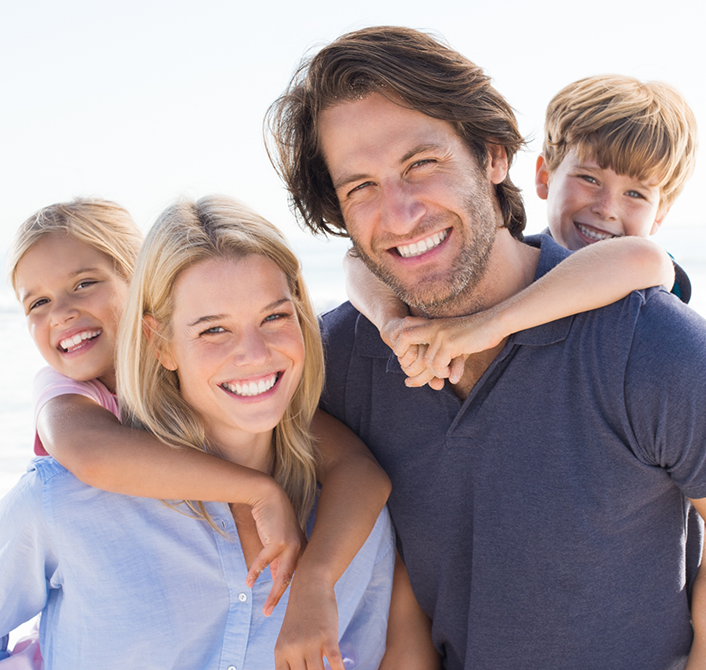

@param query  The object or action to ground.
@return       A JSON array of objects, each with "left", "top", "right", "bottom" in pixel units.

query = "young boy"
[{"left": 345, "top": 73, "right": 698, "bottom": 387}]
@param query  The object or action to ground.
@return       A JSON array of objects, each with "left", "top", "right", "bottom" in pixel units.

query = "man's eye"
[
  {"left": 411, "top": 159, "right": 435, "bottom": 169},
  {"left": 347, "top": 181, "right": 372, "bottom": 197}
]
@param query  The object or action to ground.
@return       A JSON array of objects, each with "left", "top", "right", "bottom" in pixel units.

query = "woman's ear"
[{"left": 143, "top": 314, "right": 177, "bottom": 371}]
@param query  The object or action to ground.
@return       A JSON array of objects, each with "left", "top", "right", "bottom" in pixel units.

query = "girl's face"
[
  {"left": 160, "top": 255, "right": 305, "bottom": 460},
  {"left": 14, "top": 233, "right": 129, "bottom": 393}
]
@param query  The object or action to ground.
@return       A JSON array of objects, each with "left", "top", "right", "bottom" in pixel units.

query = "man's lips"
[
  {"left": 58, "top": 329, "right": 102, "bottom": 353},
  {"left": 220, "top": 372, "right": 280, "bottom": 397},
  {"left": 574, "top": 221, "right": 619, "bottom": 243},
  {"left": 395, "top": 229, "right": 449, "bottom": 258}
]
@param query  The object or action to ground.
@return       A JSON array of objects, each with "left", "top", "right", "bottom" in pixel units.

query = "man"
[{"left": 267, "top": 26, "right": 706, "bottom": 669}]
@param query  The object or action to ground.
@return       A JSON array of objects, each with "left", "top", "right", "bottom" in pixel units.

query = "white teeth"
[
  {"left": 222, "top": 374, "right": 278, "bottom": 397},
  {"left": 576, "top": 223, "right": 616, "bottom": 242},
  {"left": 59, "top": 330, "right": 101, "bottom": 352},
  {"left": 397, "top": 230, "right": 448, "bottom": 258}
]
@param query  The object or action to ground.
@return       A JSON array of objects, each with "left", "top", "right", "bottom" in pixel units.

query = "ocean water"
[{"left": 1, "top": 227, "right": 705, "bottom": 499}]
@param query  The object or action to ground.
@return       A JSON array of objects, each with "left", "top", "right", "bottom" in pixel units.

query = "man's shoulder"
[{"left": 320, "top": 301, "right": 390, "bottom": 360}]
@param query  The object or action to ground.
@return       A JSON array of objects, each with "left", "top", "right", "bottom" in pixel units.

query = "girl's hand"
[
  {"left": 246, "top": 481, "right": 307, "bottom": 616},
  {"left": 274, "top": 576, "right": 344, "bottom": 670}
]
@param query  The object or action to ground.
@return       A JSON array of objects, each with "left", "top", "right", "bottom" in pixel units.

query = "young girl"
[
  {"left": 343, "top": 236, "right": 676, "bottom": 389},
  {"left": 0, "top": 195, "right": 421, "bottom": 668},
  {"left": 4, "top": 198, "right": 392, "bottom": 669}
]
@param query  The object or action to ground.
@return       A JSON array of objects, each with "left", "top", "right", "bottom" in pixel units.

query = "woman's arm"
[
  {"left": 38, "top": 394, "right": 304, "bottom": 609},
  {"left": 379, "top": 551, "right": 440, "bottom": 670},
  {"left": 274, "top": 409, "right": 392, "bottom": 670},
  {"left": 393, "top": 237, "right": 676, "bottom": 387}
]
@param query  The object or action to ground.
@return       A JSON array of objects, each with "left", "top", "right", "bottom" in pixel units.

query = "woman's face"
[{"left": 161, "top": 254, "right": 305, "bottom": 453}]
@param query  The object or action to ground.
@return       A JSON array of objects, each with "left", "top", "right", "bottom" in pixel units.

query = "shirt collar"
[{"left": 354, "top": 233, "right": 574, "bottom": 362}]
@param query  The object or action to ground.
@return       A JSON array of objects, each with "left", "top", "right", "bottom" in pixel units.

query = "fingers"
[
  {"left": 274, "top": 639, "right": 343, "bottom": 670},
  {"left": 448, "top": 356, "right": 467, "bottom": 385},
  {"left": 248, "top": 545, "right": 297, "bottom": 615}
]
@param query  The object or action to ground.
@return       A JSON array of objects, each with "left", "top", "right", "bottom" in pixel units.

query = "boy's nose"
[{"left": 591, "top": 190, "right": 620, "bottom": 220}]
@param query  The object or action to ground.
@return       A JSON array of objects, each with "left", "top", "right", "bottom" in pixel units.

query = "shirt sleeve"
[
  {"left": 334, "top": 508, "right": 395, "bottom": 669},
  {"left": 32, "top": 367, "right": 120, "bottom": 456},
  {"left": 624, "top": 290, "right": 706, "bottom": 499},
  {"left": 0, "top": 465, "right": 57, "bottom": 638}
]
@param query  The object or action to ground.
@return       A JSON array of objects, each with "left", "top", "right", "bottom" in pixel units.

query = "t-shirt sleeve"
[
  {"left": 0, "top": 465, "right": 57, "bottom": 638},
  {"left": 624, "top": 290, "right": 706, "bottom": 498},
  {"left": 32, "top": 367, "right": 120, "bottom": 456}
]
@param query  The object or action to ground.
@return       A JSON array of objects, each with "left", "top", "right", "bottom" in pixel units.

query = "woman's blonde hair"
[
  {"left": 7, "top": 198, "right": 142, "bottom": 290},
  {"left": 117, "top": 195, "right": 323, "bottom": 528}
]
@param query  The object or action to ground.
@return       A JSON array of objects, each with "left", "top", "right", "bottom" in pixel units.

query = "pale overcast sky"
[{"left": 1, "top": 0, "right": 704, "bottom": 250}]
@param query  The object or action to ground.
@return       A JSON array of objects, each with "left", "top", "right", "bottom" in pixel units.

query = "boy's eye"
[
  {"left": 579, "top": 174, "right": 598, "bottom": 185},
  {"left": 626, "top": 190, "right": 646, "bottom": 200},
  {"left": 28, "top": 298, "right": 49, "bottom": 312}
]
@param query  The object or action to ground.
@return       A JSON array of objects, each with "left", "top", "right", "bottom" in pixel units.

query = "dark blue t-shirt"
[{"left": 320, "top": 234, "right": 706, "bottom": 670}]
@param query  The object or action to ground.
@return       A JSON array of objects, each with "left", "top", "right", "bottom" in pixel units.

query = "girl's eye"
[{"left": 76, "top": 280, "right": 97, "bottom": 290}]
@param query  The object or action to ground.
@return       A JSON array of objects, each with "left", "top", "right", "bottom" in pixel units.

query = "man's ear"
[
  {"left": 535, "top": 155, "right": 550, "bottom": 200},
  {"left": 486, "top": 145, "right": 509, "bottom": 184},
  {"left": 143, "top": 314, "right": 177, "bottom": 371},
  {"left": 650, "top": 204, "right": 671, "bottom": 236}
]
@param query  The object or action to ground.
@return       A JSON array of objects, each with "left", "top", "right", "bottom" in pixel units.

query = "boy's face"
[{"left": 535, "top": 148, "right": 668, "bottom": 251}]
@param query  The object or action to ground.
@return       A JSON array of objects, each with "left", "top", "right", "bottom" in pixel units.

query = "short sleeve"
[{"left": 32, "top": 367, "right": 120, "bottom": 456}]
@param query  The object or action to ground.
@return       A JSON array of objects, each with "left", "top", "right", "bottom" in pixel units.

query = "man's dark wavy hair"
[{"left": 266, "top": 25, "right": 527, "bottom": 239}]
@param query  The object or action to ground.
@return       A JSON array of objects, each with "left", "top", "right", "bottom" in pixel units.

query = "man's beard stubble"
[{"left": 351, "top": 189, "right": 499, "bottom": 318}]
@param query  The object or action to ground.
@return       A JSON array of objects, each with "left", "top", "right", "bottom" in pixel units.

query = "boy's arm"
[
  {"left": 38, "top": 394, "right": 304, "bottom": 608},
  {"left": 379, "top": 551, "right": 441, "bottom": 670},
  {"left": 395, "top": 237, "right": 675, "bottom": 387},
  {"left": 275, "top": 409, "right": 392, "bottom": 670},
  {"left": 686, "top": 498, "right": 706, "bottom": 669}
]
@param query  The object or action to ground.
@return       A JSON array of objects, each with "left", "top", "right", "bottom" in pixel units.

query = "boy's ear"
[
  {"left": 650, "top": 204, "right": 671, "bottom": 236},
  {"left": 535, "top": 155, "right": 550, "bottom": 200},
  {"left": 143, "top": 314, "right": 177, "bottom": 371},
  {"left": 486, "top": 145, "right": 509, "bottom": 185}
]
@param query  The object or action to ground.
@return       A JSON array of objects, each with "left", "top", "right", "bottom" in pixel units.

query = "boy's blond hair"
[
  {"left": 543, "top": 74, "right": 698, "bottom": 208},
  {"left": 8, "top": 198, "right": 143, "bottom": 291}
]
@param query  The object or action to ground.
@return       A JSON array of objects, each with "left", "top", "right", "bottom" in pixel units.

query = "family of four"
[{"left": 0, "top": 25, "right": 703, "bottom": 670}]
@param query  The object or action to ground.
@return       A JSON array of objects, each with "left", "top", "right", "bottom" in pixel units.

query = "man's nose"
[{"left": 378, "top": 180, "right": 426, "bottom": 235}]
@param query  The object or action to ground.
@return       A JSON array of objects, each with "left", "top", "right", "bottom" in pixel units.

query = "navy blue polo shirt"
[{"left": 320, "top": 234, "right": 706, "bottom": 670}]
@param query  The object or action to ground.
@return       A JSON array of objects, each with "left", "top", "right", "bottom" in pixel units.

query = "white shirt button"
[
  {"left": 238, "top": 592, "right": 247, "bottom": 602},
  {"left": 227, "top": 666, "right": 237, "bottom": 670}
]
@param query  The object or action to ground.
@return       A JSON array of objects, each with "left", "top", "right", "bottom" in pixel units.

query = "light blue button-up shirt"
[{"left": 0, "top": 457, "right": 395, "bottom": 669}]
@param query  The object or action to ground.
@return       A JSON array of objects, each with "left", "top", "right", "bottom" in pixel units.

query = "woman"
[{"left": 0, "top": 196, "right": 402, "bottom": 668}]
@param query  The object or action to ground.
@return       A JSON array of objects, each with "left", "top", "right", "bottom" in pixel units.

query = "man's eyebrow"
[
  {"left": 332, "top": 144, "right": 441, "bottom": 191},
  {"left": 186, "top": 298, "right": 293, "bottom": 328}
]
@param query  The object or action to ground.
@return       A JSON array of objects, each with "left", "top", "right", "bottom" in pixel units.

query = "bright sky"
[{"left": 1, "top": 0, "right": 704, "bottom": 255}]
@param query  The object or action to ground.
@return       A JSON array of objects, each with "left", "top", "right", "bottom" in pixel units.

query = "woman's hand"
[
  {"left": 274, "top": 575, "right": 344, "bottom": 670},
  {"left": 246, "top": 479, "right": 307, "bottom": 616}
]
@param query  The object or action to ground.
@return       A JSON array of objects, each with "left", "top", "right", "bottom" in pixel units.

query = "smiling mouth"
[
  {"left": 575, "top": 222, "right": 619, "bottom": 242},
  {"left": 396, "top": 229, "right": 448, "bottom": 258},
  {"left": 221, "top": 373, "right": 279, "bottom": 397},
  {"left": 59, "top": 330, "right": 101, "bottom": 353}
]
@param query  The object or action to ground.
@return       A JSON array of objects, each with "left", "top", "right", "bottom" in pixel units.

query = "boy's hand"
[
  {"left": 246, "top": 481, "right": 307, "bottom": 615},
  {"left": 274, "top": 576, "right": 344, "bottom": 670}
]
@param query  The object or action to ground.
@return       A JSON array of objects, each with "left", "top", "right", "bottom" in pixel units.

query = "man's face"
[
  {"left": 318, "top": 93, "right": 507, "bottom": 315},
  {"left": 536, "top": 148, "right": 668, "bottom": 251}
]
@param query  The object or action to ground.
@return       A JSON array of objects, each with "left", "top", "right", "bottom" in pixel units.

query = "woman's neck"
[{"left": 205, "top": 427, "right": 275, "bottom": 475}]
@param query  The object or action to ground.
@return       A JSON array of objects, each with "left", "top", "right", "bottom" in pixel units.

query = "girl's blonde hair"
[
  {"left": 117, "top": 195, "right": 323, "bottom": 527},
  {"left": 8, "top": 198, "right": 143, "bottom": 290}
]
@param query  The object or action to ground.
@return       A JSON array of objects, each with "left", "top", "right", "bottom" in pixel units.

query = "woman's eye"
[
  {"left": 263, "top": 311, "right": 291, "bottom": 324},
  {"left": 201, "top": 326, "right": 226, "bottom": 336}
]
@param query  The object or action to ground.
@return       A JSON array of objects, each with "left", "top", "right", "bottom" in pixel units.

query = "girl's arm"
[
  {"left": 38, "top": 394, "right": 304, "bottom": 610},
  {"left": 379, "top": 551, "right": 440, "bottom": 670},
  {"left": 274, "top": 409, "right": 392, "bottom": 670},
  {"left": 379, "top": 237, "right": 675, "bottom": 388}
]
